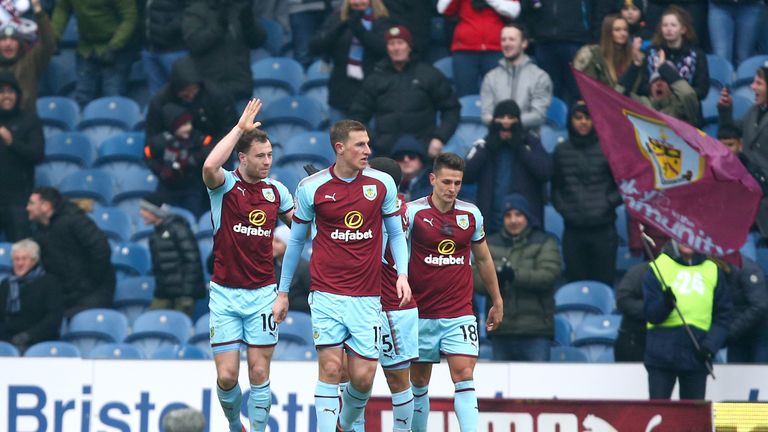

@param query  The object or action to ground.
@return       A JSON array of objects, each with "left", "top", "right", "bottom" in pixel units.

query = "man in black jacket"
[
  {"left": 140, "top": 193, "right": 205, "bottom": 318},
  {"left": 26, "top": 187, "right": 116, "bottom": 319},
  {"left": 725, "top": 257, "right": 768, "bottom": 363},
  {"left": 350, "top": 25, "right": 460, "bottom": 157},
  {"left": 0, "top": 238, "right": 62, "bottom": 352},
  {"left": 0, "top": 72, "right": 44, "bottom": 242}
]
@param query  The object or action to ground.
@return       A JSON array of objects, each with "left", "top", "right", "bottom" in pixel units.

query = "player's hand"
[
  {"left": 237, "top": 98, "right": 263, "bottom": 132},
  {"left": 718, "top": 87, "right": 732, "bottom": 107},
  {"left": 485, "top": 303, "right": 503, "bottom": 332},
  {"left": 272, "top": 292, "right": 289, "bottom": 324},
  {"left": 396, "top": 274, "right": 412, "bottom": 308}
]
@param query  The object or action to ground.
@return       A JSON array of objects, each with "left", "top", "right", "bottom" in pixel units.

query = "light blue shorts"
[
  {"left": 417, "top": 315, "right": 479, "bottom": 363},
  {"left": 380, "top": 308, "right": 419, "bottom": 369},
  {"left": 209, "top": 281, "right": 278, "bottom": 354},
  {"left": 309, "top": 291, "right": 381, "bottom": 360}
]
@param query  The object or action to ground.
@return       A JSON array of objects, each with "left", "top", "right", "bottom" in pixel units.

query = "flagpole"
[{"left": 638, "top": 224, "right": 716, "bottom": 379}]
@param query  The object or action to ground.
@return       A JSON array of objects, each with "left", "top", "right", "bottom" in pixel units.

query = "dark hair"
[
  {"left": 433, "top": 152, "right": 465, "bottom": 173},
  {"left": 502, "top": 22, "right": 528, "bottom": 40},
  {"left": 235, "top": 129, "right": 269, "bottom": 154},
  {"left": 651, "top": 5, "right": 697, "bottom": 46},
  {"left": 330, "top": 119, "right": 367, "bottom": 151},
  {"left": 369, "top": 157, "right": 402, "bottom": 185},
  {"left": 31, "top": 187, "right": 63, "bottom": 208},
  {"left": 717, "top": 123, "right": 742, "bottom": 141}
]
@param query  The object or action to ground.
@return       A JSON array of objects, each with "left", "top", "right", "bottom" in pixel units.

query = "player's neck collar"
[
  {"left": 330, "top": 163, "right": 361, "bottom": 181},
  {"left": 428, "top": 194, "right": 454, "bottom": 214},
  {"left": 235, "top": 167, "right": 264, "bottom": 185}
]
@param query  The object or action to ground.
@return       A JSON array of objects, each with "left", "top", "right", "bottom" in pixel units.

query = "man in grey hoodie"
[{"left": 480, "top": 23, "right": 553, "bottom": 133}]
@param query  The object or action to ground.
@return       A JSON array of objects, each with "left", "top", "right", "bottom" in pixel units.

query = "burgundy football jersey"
[{"left": 406, "top": 195, "right": 485, "bottom": 318}]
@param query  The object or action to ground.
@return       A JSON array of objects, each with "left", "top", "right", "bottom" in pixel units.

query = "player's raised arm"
[
  {"left": 202, "top": 98, "right": 262, "bottom": 189},
  {"left": 472, "top": 240, "right": 503, "bottom": 331}
]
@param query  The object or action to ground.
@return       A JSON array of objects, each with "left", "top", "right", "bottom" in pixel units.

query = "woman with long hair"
[{"left": 573, "top": 14, "right": 634, "bottom": 91}]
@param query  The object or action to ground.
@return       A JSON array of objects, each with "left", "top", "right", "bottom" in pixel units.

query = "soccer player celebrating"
[
  {"left": 202, "top": 99, "right": 294, "bottom": 432},
  {"left": 407, "top": 152, "right": 503, "bottom": 432},
  {"left": 273, "top": 120, "right": 411, "bottom": 432}
]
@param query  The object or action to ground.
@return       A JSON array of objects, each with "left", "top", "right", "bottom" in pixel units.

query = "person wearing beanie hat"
[
  {"left": 0, "top": 70, "right": 43, "bottom": 242},
  {"left": 139, "top": 191, "right": 205, "bottom": 318},
  {"left": 476, "top": 193, "right": 561, "bottom": 361},
  {"left": 349, "top": 23, "right": 460, "bottom": 157},
  {"left": 390, "top": 135, "right": 432, "bottom": 201},
  {"left": 552, "top": 101, "right": 622, "bottom": 286},
  {"left": 465, "top": 98, "right": 552, "bottom": 235}
]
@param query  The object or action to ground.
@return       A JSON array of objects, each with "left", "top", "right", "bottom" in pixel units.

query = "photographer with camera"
[
  {"left": 474, "top": 193, "right": 561, "bottom": 361},
  {"left": 465, "top": 99, "right": 553, "bottom": 235}
]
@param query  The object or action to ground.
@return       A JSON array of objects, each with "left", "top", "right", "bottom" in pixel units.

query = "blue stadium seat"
[
  {"left": 94, "top": 132, "right": 146, "bottom": 166},
  {"left": 757, "top": 247, "right": 768, "bottom": 275},
  {"left": 89, "top": 207, "right": 133, "bottom": 243},
  {"left": 443, "top": 134, "right": 469, "bottom": 156},
  {"left": 34, "top": 167, "right": 54, "bottom": 187},
  {"left": 273, "top": 343, "right": 317, "bottom": 361},
  {"left": 197, "top": 236, "right": 213, "bottom": 270},
  {"left": 550, "top": 346, "right": 588, "bottom": 362},
  {"left": 251, "top": 57, "right": 305, "bottom": 105},
  {"left": 701, "top": 90, "right": 720, "bottom": 124},
  {"left": 546, "top": 96, "right": 568, "bottom": 129},
  {"left": 112, "top": 242, "right": 152, "bottom": 277},
  {"left": 555, "top": 281, "right": 615, "bottom": 331},
  {"left": 478, "top": 344, "right": 493, "bottom": 360},
  {"left": 62, "top": 308, "right": 130, "bottom": 356},
  {"left": 87, "top": 343, "right": 144, "bottom": 359},
  {"left": 706, "top": 54, "right": 734, "bottom": 89},
  {"left": 703, "top": 123, "right": 719, "bottom": 138},
  {"left": 544, "top": 205, "right": 564, "bottom": 241},
  {"left": 113, "top": 276, "right": 155, "bottom": 325},
  {"left": 188, "top": 313, "right": 210, "bottom": 345},
  {"left": 45, "top": 131, "right": 93, "bottom": 166},
  {"left": 734, "top": 55, "right": 768, "bottom": 87},
  {"left": 111, "top": 168, "right": 158, "bottom": 206},
  {"left": 262, "top": 96, "right": 326, "bottom": 146},
  {"left": 269, "top": 163, "right": 307, "bottom": 194},
  {"left": 741, "top": 237, "right": 757, "bottom": 261},
  {"left": 79, "top": 96, "right": 143, "bottom": 131},
  {"left": 554, "top": 315, "right": 572, "bottom": 346},
  {"left": 459, "top": 94, "right": 482, "bottom": 123},
  {"left": 474, "top": 293, "right": 488, "bottom": 341},
  {"left": 25, "top": 341, "right": 82, "bottom": 358},
  {"left": 150, "top": 344, "right": 211, "bottom": 360},
  {"left": 131, "top": 217, "right": 155, "bottom": 245},
  {"left": 615, "top": 245, "right": 643, "bottom": 276},
  {"left": 280, "top": 311, "right": 313, "bottom": 345},
  {"left": 278, "top": 131, "right": 334, "bottom": 166},
  {"left": 59, "top": 168, "right": 115, "bottom": 205},
  {"left": 37, "top": 96, "right": 80, "bottom": 133},
  {"left": 433, "top": 56, "right": 453, "bottom": 81},
  {"left": 615, "top": 205, "right": 628, "bottom": 245},
  {"left": 42, "top": 50, "right": 77, "bottom": 97},
  {"left": 300, "top": 60, "right": 331, "bottom": 105},
  {"left": 169, "top": 206, "right": 197, "bottom": 232},
  {"left": 259, "top": 17, "right": 287, "bottom": 56},
  {"left": 732, "top": 94, "right": 753, "bottom": 122},
  {"left": 539, "top": 125, "right": 567, "bottom": 153},
  {"left": 60, "top": 16, "right": 79, "bottom": 48},
  {"left": 0, "top": 341, "right": 20, "bottom": 357},
  {"left": 197, "top": 211, "right": 213, "bottom": 238},
  {"left": 572, "top": 314, "right": 622, "bottom": 362},
  {"left": 732, "top": 83, "right": 755, "bottom": 102},
  {"left": 0, "top": 242, "right": 11, "bottom": 273},
  {"left": 454, "top": 121, "right": 487, "bottom": 150},
  {"left": 125, "top": 309, "right": 194, "bottom": 356}
]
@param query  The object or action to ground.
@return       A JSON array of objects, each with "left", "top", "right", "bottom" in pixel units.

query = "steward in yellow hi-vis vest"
[{"left": 642, "top": 241, "right": 733, "bottom": 400}]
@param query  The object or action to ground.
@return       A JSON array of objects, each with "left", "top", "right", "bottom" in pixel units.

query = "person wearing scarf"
[{"left": 0, "top": 238, "right": 61, "bottom": 352}]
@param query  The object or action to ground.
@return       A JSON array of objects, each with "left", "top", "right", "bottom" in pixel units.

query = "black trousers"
[
  {"left": 646, "top": 366, "right": 707, "bottom": 400},
  {"left": 614, "top": 328, "right": 646, "bottom": 362},
  {"left": 562, "top": 223, "right": 618, "bottom": 285}
]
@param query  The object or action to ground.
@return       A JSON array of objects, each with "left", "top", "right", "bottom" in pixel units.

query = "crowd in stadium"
[{"left": 1, "top": 0, "right": 767, "bottom": 376}]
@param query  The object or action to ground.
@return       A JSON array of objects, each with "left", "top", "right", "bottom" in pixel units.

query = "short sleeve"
[
  {"left": 293, "top": 182, "right": 315, "bottom": 223},
  {"left": 274, "top": 181, "right": 294, "bottom": 214},
  {"left": 471, "top": 209, "right": 485, "bottom": 242},
  {"left": 208, "top": 170, "right": 237, "bottom": 197},
  {"left": 380, "top": 176, "right": 399, "bottom": 217}
]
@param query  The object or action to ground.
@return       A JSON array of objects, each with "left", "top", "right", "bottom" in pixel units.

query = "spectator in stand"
[
  {"left": 288, "top": 1, "right": 337, "bottom": 68},
  {"left": 26, "top": 187, "right": 116, "bottom": 320},
  {"left": 708, "top": 0, "right": 763, "bottom": 66},
  {"left": 615, "top": 261, "right": 648, "bottom": 362},
  {"left": 382, "top": 0, "right": 434, "bottom": 59},
  {"left": 724, "top": 256, "right": 768, "bottom": 363},
  {"left": 644, "top": 6, "right": 709, "bottom": 101},
  {"left": 146, "top": 56, "right": 237, "bottom": 143},
  {"left": 309, "top": 0, "right": 393, "bottom": 118},
  {"left": 620, "top": 0, "right": 653, "bottom": 50},
  {"left": 182, "top": 0, "right": 266, "bottom": 101},
  {"left": 437, "top": 0, "right": 521, "bottom": 97},
  {"left": 480, "top": 23, "right": 552, "bottom": 132},
  {"left": 0, "top": 0, "right": 54, "bottom": 114},
  {"left": 574, "top": 14, "right": 634, "bottom": 92},
  {"left": 646, "top": 0, "right": 709, "bottom": 53},
  {"left": 51, "top": 0, "right": 137, "bottom": 106},
  {"left": 0, "top": 72, "right": 43, "bottom": 242},
  {"left": 523, "top": 0, "right": 598, "bottom": 105},
  {"left": 465, "top": 99, "right": 552, "bottom": 235},
  {"left": 475, "top": 193, "right": 561, "bottom": 361},
  {"left": 140, "top": 193, "right": 206, "bottom": 317},
  {"left": 145, "top": 103, "right": 213, "bottom": 217},
  {"left": 349, "top": 25, "right": 460, "bottom": 157},
  {"left": 272, "top": 225, "right": 311, "bottom": 314},
  {"left": 390, "top": 135, "right": 433, "bottom": 201},
  {"left": 0, "top": 238, "right": 62, "bottom": 353},
  {"left": 142, "top": 0, "right": 189, "bottom": 95},
  {"left": 552, "top": 101, "right": 622, "bottom": 285}
]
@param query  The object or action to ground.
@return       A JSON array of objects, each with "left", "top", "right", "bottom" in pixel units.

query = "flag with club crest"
[{"left": 572, "top": 68, "right": 762, "bottom": 259}]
